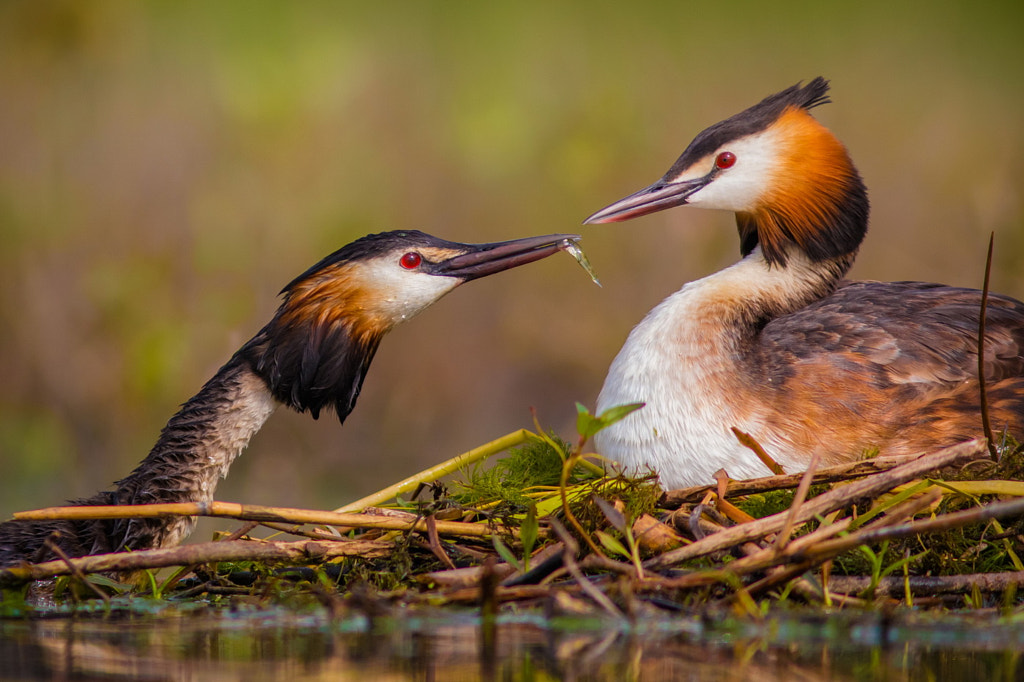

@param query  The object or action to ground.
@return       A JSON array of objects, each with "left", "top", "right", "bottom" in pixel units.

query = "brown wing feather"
[{"left": 746, "top": 281, "right": 1024, "bottom": 455}]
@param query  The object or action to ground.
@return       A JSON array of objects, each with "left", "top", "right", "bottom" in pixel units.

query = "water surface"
[{"left": 2, "top": 606, "right": 1022, "bottom": 680}]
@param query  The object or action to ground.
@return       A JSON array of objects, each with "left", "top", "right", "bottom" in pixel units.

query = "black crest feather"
[{"left": 664, "top": 77, "right": 832, "bottom": 179}]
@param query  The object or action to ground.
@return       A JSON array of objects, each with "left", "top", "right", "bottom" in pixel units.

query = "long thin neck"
[
  {"left": 113, "top": 357, "right": 278, "bottom": 507},
  {"left": 681, "top": 245, "right": 853, "bottom": 344},
  {"left": 0, "top": 358, "right": 278, "bottom": 564},
  {"left": 104, "top": 357, "right": 278, "bottom": 551},
  {"left": 2, "top": 295, "right": 384, "bottom": 565}
]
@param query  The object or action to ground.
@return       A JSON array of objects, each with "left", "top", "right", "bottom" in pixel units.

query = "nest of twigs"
[{"left": 3, "top": 411, "right": 1024, "bottom": 617}]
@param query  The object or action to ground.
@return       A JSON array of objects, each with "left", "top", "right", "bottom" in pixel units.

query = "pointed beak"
[
  {"left": 583, "top": 176, "right": 708, "bottom": 224},
  {"left": 436, "top": 233, "right": 581, "bottom": 280}
]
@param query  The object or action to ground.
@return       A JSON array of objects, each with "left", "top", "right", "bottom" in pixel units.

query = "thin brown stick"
[
  {"left": 663, "top": 454, "right": 925, "bottom": 506},
  {"left": 45, "top": 538, "right": 110, "bottom": 604},
  {"left": 739, "top": 489, "right": 943, "bottom": 597},
  {"left": 258, "top": 521, "right": 353, "bottom": 542},
  {"left": 425, "top": 515, "right": 457, "bottom": 571},
  {"left": 12, "top": 501, "right": 505, "bottom": 539},
  {"left": 223, "top": 521, "right": 259, "bottom": 541},
  {"left": 731, "top": 427, "right": 785, "bottom": 475},
  {"left": 550, "top": 520, "right": 623, "bottom": 618},
  {"left": 647, "top": 439, "right": 986, "bottom": 569},
  {"left": 774, "top": 451, "right": 821, "bottom": 553},
  {"left": 978, "top": 232, "right": 998, "bottom": 459},
  {"left": 827, "top": 571, "right": 1024, "bottom": 597},
  {"left": 0, "top": 538, "right": 393, "bottom": 586},
  {"left": 644, "top": 493, "right": 1024, "bottom": 595}
]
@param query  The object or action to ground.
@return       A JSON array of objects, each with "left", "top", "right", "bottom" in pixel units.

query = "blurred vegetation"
[{"left": 1, "top": 1, "right": 1022, "bottom": 523}]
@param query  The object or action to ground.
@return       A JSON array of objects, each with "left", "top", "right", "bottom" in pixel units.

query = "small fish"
[{"left": 561, "top": 238, "right": 602, "bottom": 287}]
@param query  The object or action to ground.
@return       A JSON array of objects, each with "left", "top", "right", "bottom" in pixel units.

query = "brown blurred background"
[{"left": 1, "top": 1, "right": 1022, "bottom": 523}]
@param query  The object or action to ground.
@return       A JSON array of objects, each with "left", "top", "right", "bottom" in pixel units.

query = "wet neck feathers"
[
  {"left": 0, "top": 358, "right": 277, "bottom": 565},
  {"left": 88, "top": 359, "right": 277, "bottom": 552}
]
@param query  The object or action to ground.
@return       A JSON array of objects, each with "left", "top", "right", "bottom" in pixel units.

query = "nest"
[{"left": 3, "top": 407, "right": 1024, "bottom": 617}]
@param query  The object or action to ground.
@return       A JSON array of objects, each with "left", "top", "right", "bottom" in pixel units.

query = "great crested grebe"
[
  {"left": 585, "top": 78, "right": 1024, "bottom": 490},
  {"left": 0, "top": 230, "right": 577, "bottom": 566}
]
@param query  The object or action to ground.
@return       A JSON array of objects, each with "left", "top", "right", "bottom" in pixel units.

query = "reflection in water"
[{"left": 1, "top": 609, "right": 1022, "bottom": 681}]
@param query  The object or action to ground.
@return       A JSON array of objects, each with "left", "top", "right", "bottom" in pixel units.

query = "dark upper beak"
[
  {"left": 436, "top": 233, "right": 581, "bottom": 280},
  {"left": 583, "top": 176, "right": 709, "bottom": 224}
]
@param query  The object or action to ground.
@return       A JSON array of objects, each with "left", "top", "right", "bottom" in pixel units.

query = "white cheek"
[
  {"left": 686, "top": 131, "right": 781, "bottom": 212},
  {"left": 362, "top": 260, "right": 461, "bottom": 323}
]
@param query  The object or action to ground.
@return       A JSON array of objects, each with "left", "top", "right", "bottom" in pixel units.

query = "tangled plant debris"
[{"left": 3, "top": 404, "right": 1024, "bottom": 618}]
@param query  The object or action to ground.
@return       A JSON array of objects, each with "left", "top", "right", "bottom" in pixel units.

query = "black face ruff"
[{"left": 235, "top": 311, "right": 381, "bottom": 422}]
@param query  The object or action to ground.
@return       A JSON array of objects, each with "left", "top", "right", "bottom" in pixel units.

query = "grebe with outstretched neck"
[{"left": 0, "top": 230, "right": 577, "bottom": 566}]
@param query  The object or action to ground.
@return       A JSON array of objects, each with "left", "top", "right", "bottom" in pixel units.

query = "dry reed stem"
[
  {"left": 647, "top": 439, "right": 987, "bottom": 570},
  {"left": 747, "top": 492, "right": 1023, "bottom": 594},
  {"left": 728, "top": 495, "right": 1024, "bottom": 600},
  {"left": 644, "top": 492, "right": 1024, "bottom": 596},
  {"left": 0, "top": 538, "right": 392, "bottom": 586},
  {"left": 664, "top": 454, "right": 925, "bottom": 506},
  {"left": 828, "top": 571, "right": 1024, "bottom": 597},
  {"left": 733, "top": 489, "right": 944, "bottom": 596},
  {"left": 774, "top": 451, "right": 821, "bottom": 553},
  {"left": 333, "top": 429, "right": 534, "bottom": 513},
  {"left": 796, "top": 495, "right": 1024, "bottom": 564},
  {"left": 12, "top": 501, "right": 510, "bottom": 539}
]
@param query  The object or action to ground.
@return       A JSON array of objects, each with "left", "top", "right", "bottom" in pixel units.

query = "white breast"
[{"left": 594, "top": 248, "right": 827, "bottom": 489}]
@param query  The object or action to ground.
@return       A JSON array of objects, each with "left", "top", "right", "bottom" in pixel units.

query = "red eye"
[
  {"left": 400, "top": 252, "right": 422, "bottom": 269},
  {"left": 715, "top": 151, "right": 737, "bottom": 169}
]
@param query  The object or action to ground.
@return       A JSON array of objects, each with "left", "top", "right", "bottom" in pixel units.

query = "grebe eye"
[
  {"left": 715, "top": 151, "right": 737, "bottom": 169},
  {"left": 400, "top": 252, "right": 422, "bottom": 269}
]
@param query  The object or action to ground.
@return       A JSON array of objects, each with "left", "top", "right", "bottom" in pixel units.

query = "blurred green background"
[{"left": 1, "top": 1, "right": 1023, "bottom": 522}]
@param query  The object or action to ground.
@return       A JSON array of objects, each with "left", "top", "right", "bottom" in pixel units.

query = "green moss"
[
  {"left": 568, "top": 474, "right": 662, "bottom": 535},
  {"left": 449, "top": 435, "right": 578, "bottom": 509},
  {"left": 733, "top": 484, "right": 831, "bottom": 520}
]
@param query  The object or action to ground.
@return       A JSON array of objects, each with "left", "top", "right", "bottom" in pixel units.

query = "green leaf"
[
  {"left": 520, "top": 503, "right": 538, "bottom": 558},
  {"left": 880, "top": 552, "right": 927, "bottom": 580},
  {"left": 575, "top": 402, "right": 603, "bottom": 438},
  {"left": 491, "top": 536, "right": 521, "bottom": 570},
  {"left": 597, "top": 402, "right": 645, "bottom": 427},
  {"left": 595, "top": 530, "right": 630, "bottom": 559},
  {"left": 575, "top": 402, "right": 645, "bottom": 439},
  {"left": 86, "top": 574, "right": 128, "bottom": 591}
]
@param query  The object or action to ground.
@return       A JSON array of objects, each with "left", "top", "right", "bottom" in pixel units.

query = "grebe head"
[
  {"left": 585, "top": 78, "right": 869, "bottom": 267},
  {"left": 240, "top": 230, "right": 577, "bottom": 420}
]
